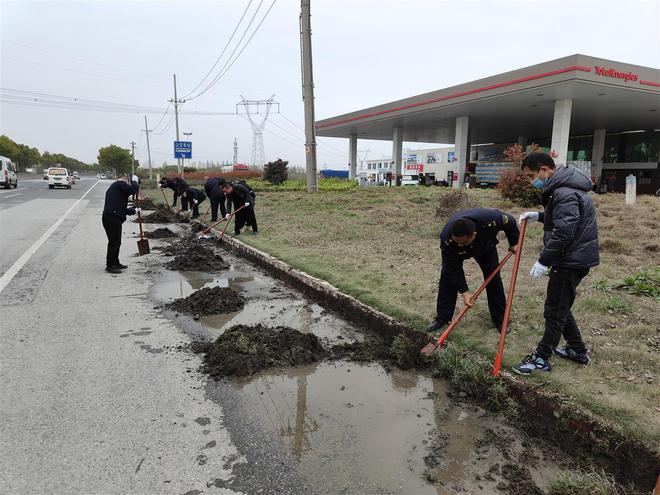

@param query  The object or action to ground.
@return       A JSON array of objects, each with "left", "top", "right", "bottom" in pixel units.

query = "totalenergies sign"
[{"left": 594, "top": 66, "right": 639, "bottom": 82}]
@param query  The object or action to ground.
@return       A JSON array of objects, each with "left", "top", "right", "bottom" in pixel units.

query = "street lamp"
[{"left": 183, "top": 132, "right": 193, "bottom": 169}]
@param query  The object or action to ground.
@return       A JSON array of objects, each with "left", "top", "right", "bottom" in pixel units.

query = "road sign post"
[{"left": 174, "top": 141, "right": 192, "bottom": 160}]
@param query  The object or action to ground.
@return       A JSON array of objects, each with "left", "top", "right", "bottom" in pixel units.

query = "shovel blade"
[
  {"left": 137, "top": 238, "right": 150, "bottom": 256},
  {"left": 420, "top": 341, "right": 439, "bottom": 357}
]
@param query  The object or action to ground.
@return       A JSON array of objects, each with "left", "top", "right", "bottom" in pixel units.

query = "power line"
[
  {"left": 185, "top": 0, "right": 277, "bottom": 101},
  {"left": 181, "top": 0, "right": 255, "bottom": 99}
]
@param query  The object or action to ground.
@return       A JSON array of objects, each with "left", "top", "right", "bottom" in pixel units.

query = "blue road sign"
[{"left": 174, "top": 141, "right": 192, "bottom": 159}]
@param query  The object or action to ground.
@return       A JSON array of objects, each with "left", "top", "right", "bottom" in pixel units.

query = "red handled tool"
[
  {"left": 159, "top": 186, "right": 171, "bottom": 211},
  {"left": 420, "top": 251, "right": 514, "bottom": 356},
  {"left": 492, "top": 219, "right": 528, "bottom": 377},
  {"left": 197, "top": 205, "right": 246, "bottom": 240},
  {"left": 135, "top": 188, "right": 150, "bottom": 255}
]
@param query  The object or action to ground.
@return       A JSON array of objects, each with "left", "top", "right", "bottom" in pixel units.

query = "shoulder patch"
[{"left": 502, "top": 214, "right": 508, "bottom": 224}]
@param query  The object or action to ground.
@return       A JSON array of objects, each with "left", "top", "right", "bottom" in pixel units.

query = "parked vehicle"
[
  {"left": 0, "top": 156, "right": 18, "bottom": 189},
  {"left": 47, "top": 167, "right": 72, "bottom": 189},
  {"left": 401, "top": 175, "right": 419, "bottom": 186},
  {"left": 100, "top": 173, "right": 107, "bottom": 179},
  {"left": 73, "top": 171, "right": 80, "bottom": 179},
  {"left": 69, "top": 170, "right": 76, "bottom": 184}
]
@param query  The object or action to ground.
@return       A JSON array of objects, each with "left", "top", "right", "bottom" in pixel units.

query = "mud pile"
[
  {"left": 145, "top": 227, "right": 178, "bottom": 239},
  {"left": 166, "top": 286, "right": 245, "bottom": 316},
  {"left": 138, "top": 206, "right": 187, "bottom": 224},
  {"left": 137, "top": 196, "right": 159, "bottom": 210},
  {"left": 194, "top": 325, "right": 327, "bottom": 377},
  {"left": 164, "top": 242, "right": 229, "bottom": 271}
]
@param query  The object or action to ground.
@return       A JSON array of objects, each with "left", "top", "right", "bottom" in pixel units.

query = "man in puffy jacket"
[
  {"left": 222, "top": 180, "right": 257, "bottom": 235},
  {"left": 181, "top": 187, "right": 206, "bottom": 219},
  {"left": 426, "top": 208, "right": 519, "bottom": 333},
  {"left": 513, "top": 153, "right": 599, "bottom": 375},
  {"left": 102, "top": 175, "right": 139, "bottom": 274},
  {"left": 159, "top": 177, "right": 189, "bottom": 211}
]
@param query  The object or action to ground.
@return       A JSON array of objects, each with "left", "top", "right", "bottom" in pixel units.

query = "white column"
[
  {"left": 454, "top": 116, "right": 470, "bottom": 189},
  {"left": 349, "top": 134, "right": 358, "bottom": 180},
  {"left": 550, "top": 98, "right": 572, "bottom": 165},
  {"left": 392, "top": 127, "right": 403, "bottom": 184},
  {"left": 591, "top": 128, "right": 606, "bottom": 184}
]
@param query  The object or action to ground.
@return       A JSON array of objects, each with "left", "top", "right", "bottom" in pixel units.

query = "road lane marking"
[
  {"left": 3, "top": 193, "right": 21, "bottom": 198},
  {"left": 0, "top": 180, "right": 101, "bottom": 295}
]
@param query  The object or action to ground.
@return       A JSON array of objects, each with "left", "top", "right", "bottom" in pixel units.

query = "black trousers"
[
  {"left": 436, "top": 248, "right": 506, "bottom": 328},
  {"left": 235, "top": 206, "right": 257, "bottom": 234},
  {"left": 536, "top": 266, "right": 589, "bottom": 359},
  {"left": 102, "top": 213, "right": 123, "bottom": 268},
  {"left": 210, "top": 197, "right": 228, "bottom": 222},
  {"left": 191, "top": 199, "right": 204, "bottom": 218}
]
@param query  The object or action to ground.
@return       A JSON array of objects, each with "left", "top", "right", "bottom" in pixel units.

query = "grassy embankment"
[{"left": 144, "top": 183, "right": 660, "bottom": 447}]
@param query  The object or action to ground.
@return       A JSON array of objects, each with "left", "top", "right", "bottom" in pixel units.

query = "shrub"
[
  {"left": 263, "top": 159, "right": 288, "bottom": 185},
  {"left": 435, "top": 188, "right": 476, "bottom": 220},
  {"left": 497, "top": 168, "right": 541, "bottom": 206}
]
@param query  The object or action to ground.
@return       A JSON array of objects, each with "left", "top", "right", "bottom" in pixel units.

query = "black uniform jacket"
[{"left": 103, "top": 180, "right": 137, "bottom": 222}]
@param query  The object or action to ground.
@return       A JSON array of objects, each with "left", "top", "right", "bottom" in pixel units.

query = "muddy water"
[{"left": 150, "top": 246, "right": 568, "bottom": 494}]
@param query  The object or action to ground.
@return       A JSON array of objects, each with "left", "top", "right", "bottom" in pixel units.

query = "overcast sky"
[{"left": 1, "top": 0, "right": 659, "bottom": 168}]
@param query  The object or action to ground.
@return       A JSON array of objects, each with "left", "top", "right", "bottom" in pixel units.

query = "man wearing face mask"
[
  {"left": 426, "top": 208, "right": 519, "bottom": 334},
  {"left": 513, "top": 153, "right": 599, "bottom": 375}
]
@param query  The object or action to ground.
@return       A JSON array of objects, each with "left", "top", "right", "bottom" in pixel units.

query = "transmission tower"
[{"left": 236, "top": 95, "right": 279, "bottom": 167}]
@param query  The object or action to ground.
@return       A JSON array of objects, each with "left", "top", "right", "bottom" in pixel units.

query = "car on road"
[
  {"left": 0, "top": 156, "right": 18, "bottom": 189},
  {"left": 73, "top": 171, "right": 80, "bottom": 180},
  {"left": 47, "top": 167, "right": 72, "bottom": 189},
  {"left": 68, "top": 170, "right": 77, "bottom": 184},
  {"left": 100, "top": 173, "right": 107, "bottom": 179}
]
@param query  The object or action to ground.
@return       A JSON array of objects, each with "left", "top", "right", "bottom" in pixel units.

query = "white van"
[
  {"left": 0, "top": 156, "right": 18, "bottom": 189},
  {"left": 47, "top": 167, "right": 72, "bottom": 189}
]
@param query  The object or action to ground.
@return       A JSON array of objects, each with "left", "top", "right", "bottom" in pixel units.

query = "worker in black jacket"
[
  {"left": 513, "top": 153, "right": 599, "bottom": 375},
  {"left": 102, "top": 175, "right": 139, "bottom": 274},
  {"left": 205, "top": 177, "right": 229, "bottom": 222},
  {"left": 222, "top": 180, "right": 257, "bottom": 235},
  {"left": 426, "top": 208, "right": 519, "bottom": 333},
  {"left": 159, "top": 177, "right": 189, "bottom": 211},
  {"left": 181, "top": 187, "right": 207, "bottom": 219}
]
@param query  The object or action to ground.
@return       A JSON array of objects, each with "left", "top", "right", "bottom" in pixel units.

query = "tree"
[
  {"left": 98, "top": 145, "right": 132, "bottom": 176},
  {"left": 263, "top": 158, "right": 288, "bottom": 185}
]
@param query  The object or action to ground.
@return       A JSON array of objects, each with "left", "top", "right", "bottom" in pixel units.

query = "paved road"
[{"left": 0, "top": 180, "right": 242, "bottom": 494}]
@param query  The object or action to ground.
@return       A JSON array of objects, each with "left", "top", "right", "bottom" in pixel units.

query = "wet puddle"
[{"left": 150, "top": 243, "right": 568, "bottom": 494}]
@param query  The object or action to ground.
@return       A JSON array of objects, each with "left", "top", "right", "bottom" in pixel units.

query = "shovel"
[
  {"left": 492, "top": 219, "right": 528, "bottom": 377},
  {"left": 421, "top": 250, "right": 514, "bottom": 357},
  {"left": 159, "top": 185, "right": 172, "bottom": 211},
  {"left": 135, "top": 189, "right": 150, "bottom": 255},
  {"left": 197, "top": 205, "right": 246, "bottom": 240}
]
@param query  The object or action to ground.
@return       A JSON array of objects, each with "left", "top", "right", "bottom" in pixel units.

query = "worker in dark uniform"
[
  {"left": 102, "top": 175, "right": 139, "bottom": 274},
  {"left": 222, "top": 180, "right": 257, "bottom": 235},
  {"left": 426, "top": 208, "right": 519, "bottom": 333},
  {"left": 205, "top": 176, "right": 229, "bottom": 222},
  {"left": 181, "top": 187, "right": 207, "bottom": 219},
  {"left": 159, "top": 177, "right": 189, "bottom": 211}
]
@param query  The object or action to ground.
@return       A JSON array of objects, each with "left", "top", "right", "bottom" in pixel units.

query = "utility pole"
[
  {"left": 300, "top": 0, "right": 317, "bottom": 193},
  {"left": 170, "top": 74, "right": 183, "bottom": 178},
  {"left": 143, "top": 115, "right": 153, "bottom": 180},
  {"left": 130, "top": 140, "right": 136, "bottom": 178},
  {"left": 233, "top": 137, "right": 238, "bottom": 164}
]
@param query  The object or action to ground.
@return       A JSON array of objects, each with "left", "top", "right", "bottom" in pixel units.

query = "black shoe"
[
  {"left": 113, "top": 263, "right": 128, "bottom": 269},
  {"left": 105, "top": 266, "right": 122, "bottom": 274},
  {"left": 553, "top": 346, "right": 591, "bottom": 365},
  {"left": 425, "top": 317, "right": 446, "bottom": 333}
]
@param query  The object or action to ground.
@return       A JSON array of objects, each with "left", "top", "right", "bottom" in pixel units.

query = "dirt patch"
[
  {"left": 498, "top": 463, "right": 544, "bottom": 495},
  {"left": 138, "top": 196, "right": 159, "bottom": 210},
  {"left": 166, "top": 286, "right": 245, "bottom": 316},
  {"left": 138, "top": 206, "right": 188, "bottom": 224},
  {"left": 600, "top": 238, "right": 628, "bottom": 254},
  {"left": 192, "top": 325, "right": 327, "bottom": 377},
  {"left": 165, "top": 244, "right": 230, "bottom": 272},
  {"left": 145, "top": 227, "right": 178, "bottom": 239}
]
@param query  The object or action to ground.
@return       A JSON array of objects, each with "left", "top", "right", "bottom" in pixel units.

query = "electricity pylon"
[{"left": 236, "top": 95, "right": 279, "bottom": 168}]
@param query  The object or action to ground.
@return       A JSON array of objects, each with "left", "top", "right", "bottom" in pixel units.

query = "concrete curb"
[{"left": 210, "top": 228, "right": 659, "bottom": 490}]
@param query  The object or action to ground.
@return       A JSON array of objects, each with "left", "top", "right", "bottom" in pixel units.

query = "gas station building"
[{"left": 316, "top": 54, "right": 660, "bottom": 193}]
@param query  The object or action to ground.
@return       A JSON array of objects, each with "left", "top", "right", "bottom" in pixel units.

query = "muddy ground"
[
  {"left": 165, "top": 243, "right": 230, "bottom": 272},
  {"left": 137, "top": 196, "right": 159, "bottom": 210},
  {"left": 144, "top": 227, "right": 178, "bottom": 239},
  {"left": 166, "top": 286, "right": 245, "bottom": 317},
  {"left": 138, "top": 206, "right": 188, "bottom": 224}
]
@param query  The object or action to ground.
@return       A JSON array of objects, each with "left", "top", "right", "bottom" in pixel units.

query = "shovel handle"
[
  {"left": 135, "top": 186, "right": 145, "bottom": 241},
  {"left": 429, "top": 250, "right": 513, "bottom": 352},
  {"left": 197, "top": 205, "right": 246, "bottom": 238},
  {"left": 492, "top": 219, "right": 528, "bottom": 377}
]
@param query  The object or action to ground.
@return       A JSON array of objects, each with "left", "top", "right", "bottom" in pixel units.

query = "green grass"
[{"left": 548, "top": 468, "right": 622, "bottom": 495}]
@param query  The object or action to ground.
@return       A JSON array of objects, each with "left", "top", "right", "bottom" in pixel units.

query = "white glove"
[
  {"left": 225, "top": 214, "right": 231, "bottom": 220},
  {"left": 193, "top": 199, "right": 198, "bottom": 204},
  {"left": 530, "top": 261, "right": 549, "bottom": 278},
  {"left": 135, "top": 207, "right": 141, "bottom": 214},
  {"left": 518, "top": 211, "right": 539, "bottom": 225},
  {"left": 244, "top": 202, "right": 250, "bottom": 207},
  {"left": 157, "top": 183, "right": 161, "bottom": 188}
]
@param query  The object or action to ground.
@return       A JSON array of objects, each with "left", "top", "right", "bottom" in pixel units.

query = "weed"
[
  {"left": 601, "top": 296, "right": 632, "bottom": 314},
  {"left": 590, "top": 279, "right": 613, "bottom": 294},
  {"left": 548, "top": 468, "right": 622, "bottom": 495},
  {"left": 618, "top": 269, "right": 660, "bottom": 299},
  {"left": 435, "top": 188, "right": 475, "bottom": 219}
]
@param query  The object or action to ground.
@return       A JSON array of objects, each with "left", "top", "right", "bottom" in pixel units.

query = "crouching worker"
[
  {"left": 222, "top": 180, "right": 257, "bottom": 235},
  {"left": 426, "top": 208, "right": 519, "bottom": 334},
  {"left": 102, "top": 175, "right": 139, "bottom": 274},
  {"left": 181, "top": 187, "right": 207, "bottom": 219},
  {"left": 513, "top": 153, "right": 599, "bottom": 375},
  {"left": 159, "top": 176, "right": 189, "bottom": 210},
  {"left": 205, "top": 176, "right": 229, "bottom": 222}
]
